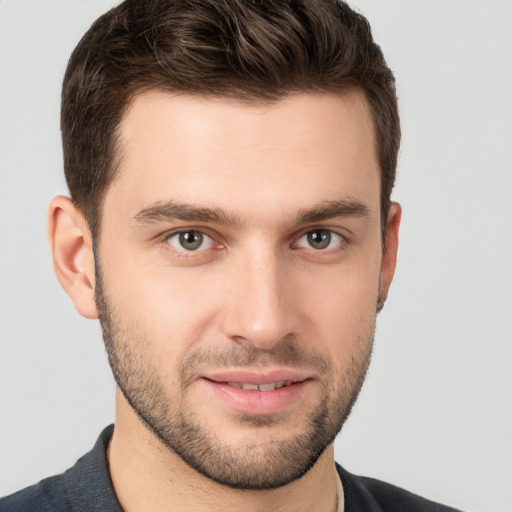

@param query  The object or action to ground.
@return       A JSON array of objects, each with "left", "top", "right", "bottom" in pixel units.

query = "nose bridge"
[{"left": 221, "top": 242, "right": 294, "bottom": 349}]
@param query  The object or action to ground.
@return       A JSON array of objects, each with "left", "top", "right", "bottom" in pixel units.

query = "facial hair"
[{"left": 95, "top": 264, "right": 374, "bottom": 490}]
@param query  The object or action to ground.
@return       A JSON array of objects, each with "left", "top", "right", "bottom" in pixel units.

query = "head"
[
  {"left": 51, "top": 0, "right": 401, "bottom": 492},
  {"left": 61, "top": 0, "right": 400, "bottom": 241}
]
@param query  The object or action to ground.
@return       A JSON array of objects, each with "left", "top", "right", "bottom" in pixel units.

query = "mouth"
[
  {"left": 200, "top": 370, "right": 313, "bottom": 415},
  {"left": 203, "top": 369, "right": 310, "bottom": 389},
  {"left": 222, "top": 380, "right": 293, "bottom": 391}
]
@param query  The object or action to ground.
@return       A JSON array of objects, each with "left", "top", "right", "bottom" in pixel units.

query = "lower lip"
[{"left": 201, "top": 379, "right": 311, "bottom": 415}]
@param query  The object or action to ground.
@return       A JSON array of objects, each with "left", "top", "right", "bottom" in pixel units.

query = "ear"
[
  {"left": 379, "top": 202, "right": 401, "bottom": 306},
  {"left": 47, "top": 196, "right": 98, "bottom": 319}
]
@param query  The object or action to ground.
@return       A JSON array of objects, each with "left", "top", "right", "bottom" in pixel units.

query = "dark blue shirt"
[{"left": 0, "top": 425, "right": 462, "bottom": 511}]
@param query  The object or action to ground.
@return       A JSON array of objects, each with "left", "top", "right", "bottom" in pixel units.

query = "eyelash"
[
  {"left": 162, "top": 227, "right": 347, "bottom": 257},
  {"left": 293, "top": 229, "right": 345, "bottom": 252},
  {"left": 164, "top": 230, "right": 220, "bottom": 255}
]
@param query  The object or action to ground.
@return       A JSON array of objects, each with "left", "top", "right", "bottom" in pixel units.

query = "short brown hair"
[{"left": 61, "top": 0, "right": 400, "bottom": 239}]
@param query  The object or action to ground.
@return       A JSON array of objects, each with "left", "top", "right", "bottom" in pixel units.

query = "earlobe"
[
  {"left": 47, "top": 196, "right": 98, "bottom": 319},
  {"left": 379, "top": 202, "right": 402, "bottom": 307}
]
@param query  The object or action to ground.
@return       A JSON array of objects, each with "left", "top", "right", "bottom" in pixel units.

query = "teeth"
[
  {"left": 258, "top": 382, "right": 278, "bottom": 391},
  {"left": 227, "top": 381, "right": 292, "bottom": 391},
  {"left": 241, "top": 383, "right": 259, "bottom": 391}
]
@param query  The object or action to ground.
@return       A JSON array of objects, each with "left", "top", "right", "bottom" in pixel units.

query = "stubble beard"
[{"left": 95, "top": 268, "right": 374, "bottom": 490}]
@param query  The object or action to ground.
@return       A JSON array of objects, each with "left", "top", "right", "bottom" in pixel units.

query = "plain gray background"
[{"left": 1, "top": 1, "right": 511, "bottom": 510}]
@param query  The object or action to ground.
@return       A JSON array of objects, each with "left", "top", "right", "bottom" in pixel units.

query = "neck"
[{"left": 108, "top": 391, "right": 339, "bottom": 512}]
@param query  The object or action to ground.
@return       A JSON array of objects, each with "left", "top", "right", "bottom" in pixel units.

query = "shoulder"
[
  {"left": 0, "top": 426, "right": 120, "bottom": 512},
  {"left": 336, "top": 464, "right": 463, "bottom": 512},
  {"left": 0, "top": 473, "right": 69, "bottom": 512}
]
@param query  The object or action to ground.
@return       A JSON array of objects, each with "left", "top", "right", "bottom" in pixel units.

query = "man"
[{"left": 1, "top": 1, "right": 463, "bottom": 511}]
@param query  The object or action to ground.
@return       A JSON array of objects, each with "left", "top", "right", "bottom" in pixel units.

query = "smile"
[
  {"left": 224, "top": 381, "right": 293, "bottom": 391},
  {"left": 200, "top": 371, "right": 312, "bottom": 415}
]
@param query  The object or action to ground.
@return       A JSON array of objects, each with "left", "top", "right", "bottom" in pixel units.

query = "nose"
[{"left": 220, "top": 247, "right": 297, "bottom": 350}]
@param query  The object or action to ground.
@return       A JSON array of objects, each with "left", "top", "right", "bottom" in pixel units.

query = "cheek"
[
  {"left": 98, "top": 232, "right": 382, "bottom": 372},
  {"left": 98, "top": 251, "right": 223, "bottom": 372},
  {"left": 296, "top": 261, "right": 380, "bottom": 358}
]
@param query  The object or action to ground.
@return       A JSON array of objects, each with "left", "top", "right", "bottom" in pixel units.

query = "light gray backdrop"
[{"left": 0, "top": 1, "right": 511, "bottom": 510}]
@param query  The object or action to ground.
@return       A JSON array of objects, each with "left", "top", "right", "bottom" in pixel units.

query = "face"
[{"left": 94, "top": 91, "right": 397, "bottom": 489}]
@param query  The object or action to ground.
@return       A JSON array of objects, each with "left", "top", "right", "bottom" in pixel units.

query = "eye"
[
  {"left": 166, "top": 230, "right": 214, "bottom": 252},
  {"left": 295, "top": 229, "right": 344, "bottom": 250}
]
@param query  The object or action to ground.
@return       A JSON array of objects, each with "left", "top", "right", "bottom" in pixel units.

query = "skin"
[{"left": 48, "top": 90, "right": 401, "bottom": 512}]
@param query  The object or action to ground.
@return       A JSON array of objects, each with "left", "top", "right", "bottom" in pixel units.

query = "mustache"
[{"left": 180, "top": 339, "right": 331, "bottom": 385}]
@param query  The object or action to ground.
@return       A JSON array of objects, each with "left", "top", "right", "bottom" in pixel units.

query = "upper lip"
[{"left": 202, "top": 368, "right": 312, "bottom": 385}]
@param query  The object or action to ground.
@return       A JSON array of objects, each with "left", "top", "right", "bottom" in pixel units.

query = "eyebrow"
[
  {"left": 131, "top": 200, "right": 241, "bottom": 227},
  {"left": 295, "top": 199, "right": 369, "bottom": 224},
  {"left": 131, "top": 198, "right": 369, "bottom": 227}
]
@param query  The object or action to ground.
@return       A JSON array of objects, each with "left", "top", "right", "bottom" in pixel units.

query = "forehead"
[{"left": 106, "top": 90, "right": 379, "bottom": 226}]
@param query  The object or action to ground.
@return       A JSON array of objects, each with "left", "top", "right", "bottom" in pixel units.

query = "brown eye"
[{"left": 167, "top": 231, "right": 212, "bottom": 252}]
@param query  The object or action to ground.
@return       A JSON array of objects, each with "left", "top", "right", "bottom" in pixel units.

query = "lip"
[
  {"left": 203, "top": 368, "right": 312, "bottom": 385},
  {"left": 200, "top": 368, "right": 313, "bottom": 416}
]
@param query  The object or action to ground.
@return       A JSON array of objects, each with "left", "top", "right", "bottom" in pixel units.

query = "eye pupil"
[
  {"left": 179, "top": 231, "right": 203, "bottom": 250},
  {"left": 307, "top": 230, "right": 331, "bottom": 249}
]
